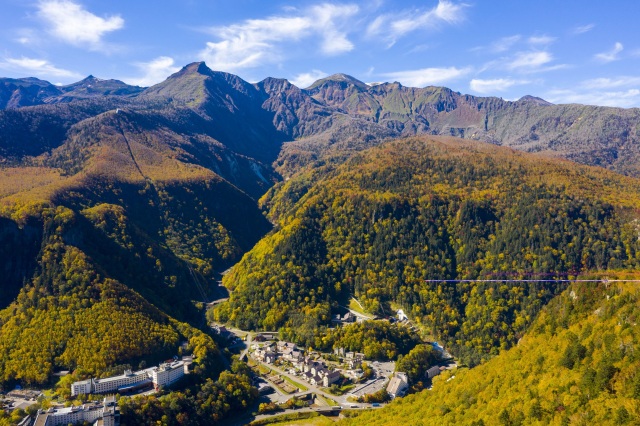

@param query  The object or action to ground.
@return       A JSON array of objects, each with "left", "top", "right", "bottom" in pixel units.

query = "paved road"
[
  {"left": 240, "top": 333, "right": 252, "bottom": 361},
  {"left": 220, "top": 398, "right": 383, "bottom": 426},
  {"left": 213, "top": 352, "right": 386, "bottom": 425},
  {"left": 253, "top": 358, "right": 375, "bottom": 409}
]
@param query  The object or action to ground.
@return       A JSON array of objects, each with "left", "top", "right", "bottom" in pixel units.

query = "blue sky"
[{"left": 1, "top": 0, "right": 640, "bottom": 107}]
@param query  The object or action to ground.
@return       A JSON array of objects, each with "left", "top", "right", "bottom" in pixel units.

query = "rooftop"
[{"left": 93, "top": 370, "right": 147, "bottom": 384}]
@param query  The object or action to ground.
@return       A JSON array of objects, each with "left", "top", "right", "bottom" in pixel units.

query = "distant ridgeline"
[{"left": 2, "top": 62, "right": 640, "bottom": 390}]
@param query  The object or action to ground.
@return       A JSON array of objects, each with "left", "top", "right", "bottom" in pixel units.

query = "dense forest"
[
  {"left": 216, "top": 136, "right": 640, "bottom": 365},
  {"left": 0, "top": 200, "right": 226, "bottom": 384},
  {"left": 347, "top": 276, "right": 640, "bottom": 425},
  {"left": 118, "top": 359, "right": 257, "bottom": 426},
  {"left": 313, "top": 320, "right": 422, "bottom": 361}
]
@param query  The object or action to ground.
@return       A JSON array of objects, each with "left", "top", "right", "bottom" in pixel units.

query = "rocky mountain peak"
[
  {"left": 517, "top": 95, "right": 552, "bottom": 106},
  {"left": 307, "top": 73, "right": 368, "bottom": 90}
]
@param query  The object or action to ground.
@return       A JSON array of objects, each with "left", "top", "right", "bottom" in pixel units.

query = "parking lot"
[
  {"left": 2, "top": 391, "right": 40, "bottom": 413},
  {"left": 372, "top": 361, "right": 395, "bottom": 380},
  {"left": 349, "top": 360, "right": 395, "bottom": 398},
  {"left": 350, "top": 377, "right": 386, "bottom": 397}
]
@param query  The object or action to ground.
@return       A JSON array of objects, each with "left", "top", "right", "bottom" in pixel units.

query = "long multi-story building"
[
  {"left": 71, "top": 361, "right": 186, "bottom": 396},
  {"left": 92, "top": 369, "right": 153, "bottom": 394},
  {"left": 34, "top": 396, "right": 118, "bottom": 426}
]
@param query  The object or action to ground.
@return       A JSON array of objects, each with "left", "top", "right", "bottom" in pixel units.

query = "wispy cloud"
[
  {"left": 546, "top": 75, "right": 640, "bottom": 108},
  {"left": 594, "top": 42, "right": 623, "bottom": 63},
  {"left": 124, "top": 56, "right": 180, "bottom": 87},
  {"left": 200, "top": 4, "right": 358, "bottom": 72},
  {"left": 469, "top": 78, "right": 528, "bottom": 94},
  {"left": 501, "top": 51, "right": 567, "bottom": 74},
  {"left": 507, "top": 51, "right": 552, "bottom": 70},
  {"left": 367, "top": 0, "right": 467, "bottom": 47},
  {"left": 0, "top": 56, "right": 81, "bottom": 79},
  {"left": 312, "top": 4, "right": 358, "bottom": 54},
  {"left": 546, "top": 88, "right": 640, "bottom": 108},
  {"left": 471, "top": 35, "right": 521, "bottom": 54},
  {"left": 490, "top": 35, "right": 521, "bottom": 53},
  {"left": 14, "top": 28, "right": 40, "bottom": 46},
  {"left": 289, "top": 70, "right": 328, "bottom": 88},
  {"left": 581, "top": 76, "right": 640, "bottom": 90},
  {"left": 36, "top": 0, "right": 124, "bottom": 51},
  {"left": 473, "top": 34, "right": 554, "bottom": 55},
  {"left": 381, "top": 66, "right": 471, "bottom": 87},
  {"left": 528, "top": 35, "right": 556, "bottom": 46},
  {"left": 572, "top": 23, "right": 595, "bottom": 35}
]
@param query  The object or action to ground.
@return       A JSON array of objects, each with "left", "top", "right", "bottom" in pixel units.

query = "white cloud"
[
  {"left": 546, "top": 74, "right": 640, "bottom": 108},
  {"left": 405, "top": 44, "right": 431, "bottom": 54},
  {"left": 489, "top": 35, "right": 521, "bottom": 53},
  {"left": 480, "top": 51, "right": 567, "bottom": 75},
  {"left": 594, "top": 42, "right": 623, "bottom": 63},
  {"left": 469, "top": 78, "right": 528, "bottom": 94},
  {"left": 0, "top": 56, "right": 81, "bottom": 79},
  {"left": 311, "top": 4, "right": 357, "bottom": 55},
  {"left": 507, "top": 51, "right": 552, "bottom": 70},
  {"left": 473, "top": 34, "right": 554, "bottom": 55},
  {"left": 367, "top": 0, "right": 467, "bottom": 46},
  {"left": 573, "top": 23, "right": 595, "bottom": 34},
  {"left": 381, "top": 66, "right": 471, "bottom": 87},
  {"left": 581, "top": 76, "right": 640, "bottom": 90},
  {"left": 546, "top": 88, "right": 640, "bottom": 108},
  {"left": 290, "top": 70, "right": 328, "bottom": 88},
  {"left": 124, "top": 56, "right": 181, "bottom": 87},
  {"left": 471, "top": 35, "right": 521, "bottom": 54},
  {"left": 14, "top": 28, "right": 40, "bottom": 46},
  {"left": 200, "top": 4, "right": 358, "bottom": 72},
  {"left": 36, "top": 0, "right": 124, "bottom": 50},
  {"left": 528, "top": 35, "right": 555, "bottom": 46}
]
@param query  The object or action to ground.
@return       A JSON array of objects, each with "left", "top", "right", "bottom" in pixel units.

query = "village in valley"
[
  {"left": 0, "top": 300, "right": 455, "bottom": 425},
  {"left": 211, "top": 303, "right": 456, "bottom": 416}
]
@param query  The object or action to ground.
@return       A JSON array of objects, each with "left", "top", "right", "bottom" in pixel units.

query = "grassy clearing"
[
  {"left": 348, "top": 298, "right": 372, "bottom": 317},
  {"left": 250, "top": 412, "right": 336, "bottom": 425},
  {"left": 255, "top": 364, "right": 308, "bottom": 393},
  {"left": 315, "top": 394, "right": 339, "bottom": 407},
  {"left": 281, "top": 375, "right": 308, "bottom": 392},
  {"left": 323, "top": 383, "right": 354, "bottom": 396},
  {"left": 257, "top": 364, "right": 271, "bottom": 375},
  {"left": 271, "top": 416, "right": 336, "bottom": 425}
]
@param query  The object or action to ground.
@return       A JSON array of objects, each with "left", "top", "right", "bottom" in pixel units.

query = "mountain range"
[
  {"left": 4, "top": 62, "right": 640, "bottom": 178},
  {"left": 1, "top": 62, "right": 640, "bottom": 424}
]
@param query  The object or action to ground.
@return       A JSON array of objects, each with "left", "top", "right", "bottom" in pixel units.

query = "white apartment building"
[
  {"left": 71, "top": 379, "right": 92, "bottom": 396},
  {"left": 151, "top": 361, "right": 185, "bottom": 387},
  {"left": 34, "top": 396, "right": 118, "bottom": 426},
  {"left": 71, "top": 361, "right": 186, "bottom": 395},
  {"left": 92, "top": 369, "right": 152, "bottom": 394}
]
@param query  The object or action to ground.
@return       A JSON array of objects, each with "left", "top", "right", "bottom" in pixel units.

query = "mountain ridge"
[{"left": 4, "top": 61, "right": 640, "bottom": 181}]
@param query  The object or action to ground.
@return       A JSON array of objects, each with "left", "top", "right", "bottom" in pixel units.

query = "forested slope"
[
  {"left": 216, "top": 136, "right": 640, "bottom": 364},
  {"left": 0, "top": 108, "right": 271, "bottom": 387},
  {"left": 346, "top": 277, "right": 640, "bottom": 425}
]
